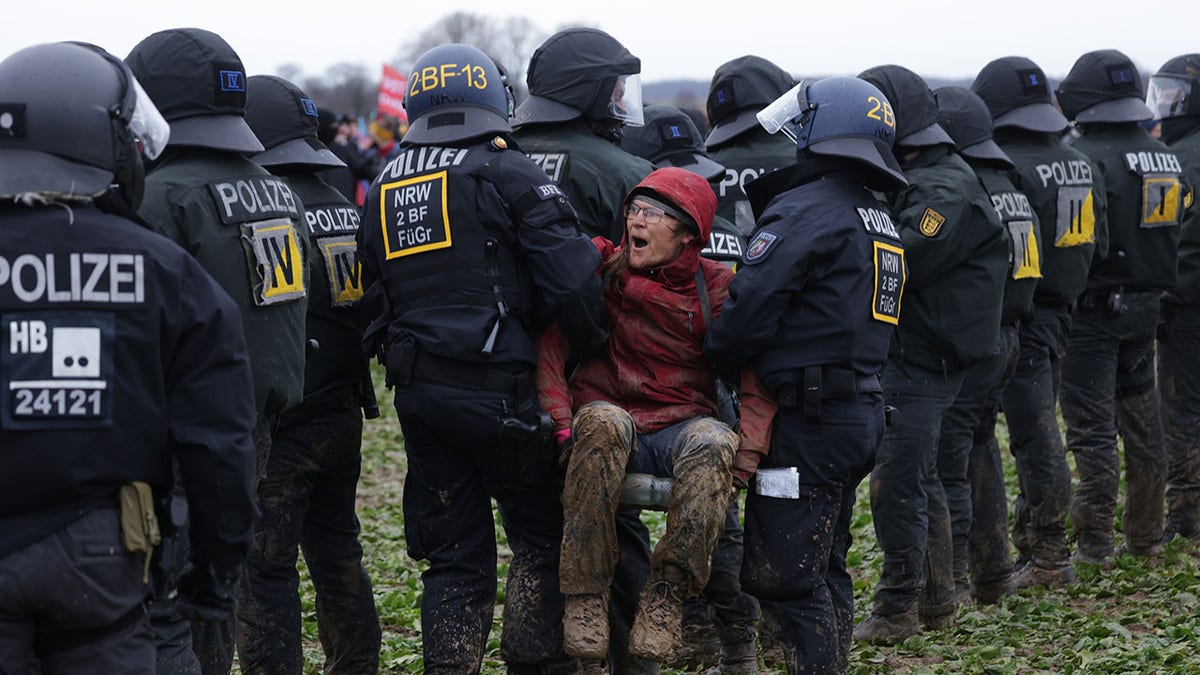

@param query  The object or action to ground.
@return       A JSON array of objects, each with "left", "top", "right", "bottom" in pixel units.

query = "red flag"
[{"left": 377, "top": 64, "right": 408, "bottom": 121}]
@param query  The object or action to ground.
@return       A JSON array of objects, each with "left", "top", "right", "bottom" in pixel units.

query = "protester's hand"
[
  {"left": 555, "top": 428, "right": 573, "bottom": 467},
  {"left": 176, "top": 563, "right": 238, "bottom": 624},
  {"left": 732, "top": 469, "right": 751, "bottom": 491}
]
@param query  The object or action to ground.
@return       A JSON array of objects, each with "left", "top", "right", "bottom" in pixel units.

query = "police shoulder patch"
[
  {"left": 918, "top": 207, "right": 946, "bottom": 237},
  {"left": 743, "top": 231, "right": 780, "bottom": 265},
  {"left": 534, "top": 183, "right": 565, "bottom": 201}
]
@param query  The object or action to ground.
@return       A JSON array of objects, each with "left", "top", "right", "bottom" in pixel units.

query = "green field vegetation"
[{"left": 287, "top": 371, "right": 1200, "bottom": 673}]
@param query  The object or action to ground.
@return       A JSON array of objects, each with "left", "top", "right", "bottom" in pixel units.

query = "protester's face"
[{"left": 625, "top": 199, "right": 694, "bottom": 269}]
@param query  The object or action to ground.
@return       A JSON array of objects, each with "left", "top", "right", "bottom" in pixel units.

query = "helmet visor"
[
  {"left": 1146, "top": 75, "right": 1193, "bottom": 119},
  {"left": 128, "top": 76, "right": 170, "bottom": 160},
  {"left": 756, "top": 81, "right": 810, "bottom": 143},
  {"left": 609, "top": 74, "right": 644, "bottom": 126}
]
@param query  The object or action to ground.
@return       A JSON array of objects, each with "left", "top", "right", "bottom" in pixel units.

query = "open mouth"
[{"left": 631, "top": 236, "right": 649, "bottom": 249}]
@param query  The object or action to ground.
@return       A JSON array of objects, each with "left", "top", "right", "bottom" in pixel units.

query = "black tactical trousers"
[
  {"left": 1061, "top": 291, "right": 1167, "bottom": 557},
  {"left": 744, "top": 395, "right": 883, "bottom": 675},
  {"left": 696, "top": 503, "right": 760, "bottom": 644},
  {"left": 236, "top": 391, "right": 380, "bottom": 674},
  {"left": 1001, "top": 304, "right": 1074, "bottom": 566},
  {"left": 1157, "top": 301, "right": 1200, "bottom": 539},
  {"left": 870, "top": 359, "right": 964, "bottom": 619},
  {"left": 394, "top": 379, "right": 571, "bottom": 674},
  {"left": 952, "top": 326, "right": 1020, "bottom": 595},
  {"left": 0, "top": 508, "right": 152, "bottom": 674}
]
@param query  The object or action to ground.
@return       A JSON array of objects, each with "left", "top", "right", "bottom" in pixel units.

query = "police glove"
[{"left": 177, "top": 563, "right": 239, "bottom": 623}]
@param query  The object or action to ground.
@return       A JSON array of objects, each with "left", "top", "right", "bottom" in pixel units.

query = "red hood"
[{"left": 617, "top": 166, "right": 718, "bottom": 284}]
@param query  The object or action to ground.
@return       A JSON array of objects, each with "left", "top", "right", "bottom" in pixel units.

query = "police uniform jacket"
[
  {"left": 888, "top": 145, "right": 1008, "bottom": 373},
  {"left": 708, "top": 127, "right": 798, "bottom": 239},
  {"left": 358, "top": 135, "right": 606, "bottom": 370},
  {"left": 0, "top": 204, "right": 257, "bottom": 571},
  {"left": 514, "top": 120, "right": 654, "bottom": 244},
  {"left": 704, "top": 159, "right": 905, "bottom": 390},
  {"left": 995, "top": 128, "right": 1108, "bottom": 309},
  {"left": 969, "top": 162, "right": 1041, "bottom": 326},
  {"left": 1161, "top": 120, "right": 1200, "bottom": 304},
  {"left": 276, "top": 170, "right": 368, "bottom": 402},
  {"left": 1071, "top": 124, "right": 1189, "bottom": 292},
  {"left": 140, "top": 148, "right": 311, "bottom": 419}
]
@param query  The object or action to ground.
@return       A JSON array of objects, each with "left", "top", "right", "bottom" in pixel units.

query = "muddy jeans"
[
  {"left": 1158, "top": 300, "right": 1200, "bottom": 539},
  {"left": 236, "top": 393, "right": 380, "bottom": 674},
  {"left": 1061, "top": 291, "right": 1166, "bottom": 556},
  {"left": 1001, "top": 304, "right": 1074, "bottom": 566}
]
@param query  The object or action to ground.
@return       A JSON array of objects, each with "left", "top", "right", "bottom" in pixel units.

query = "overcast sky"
[{"left": 4, "top": 1, "right": 1194, "bottom": 84}]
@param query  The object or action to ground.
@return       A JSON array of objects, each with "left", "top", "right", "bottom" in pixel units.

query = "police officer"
[
  {"left": 126, "top": 27, "right": 311, "bottom": 674},
  {"left": 235, "top": 75, "right": 382, "bottom": 674},
  {"left": 705, "top": 75, "right": 909, "bottom": 674},
  {"left": 514, "top": 27, "right": 654, "bottom": 244},
  {"left": 621, "top": 104, "right": 747, "bottom": 267},
  {"left": 618, "top": 103, "right": 759, "bottom": 672},
  {"left": 933, "top": 85, "right": 1041, "bottom": 603},
  {"left": 1147, "top": 54, "right": 1200, "bottom": 542},
  {"left": 0, "top": 41, "right": 257, "bottom": 673},
  {"left": 971, "top": 55, "right": 1106, "bottom": 588},
  {"left": 853, "top": 64, "right": 1008, "bottom": 644},
  {"left": 513, "top": 28, "right": 658, "bottom": 673},
  {"left": 1056, "top": 49, "right": 1188, "bottom": 565},
  {"left": 705, "top": 56, "right": 798, "bottom": 242},
  {"left": 357, "top": 43, "right": 607, "bottom": 674}
]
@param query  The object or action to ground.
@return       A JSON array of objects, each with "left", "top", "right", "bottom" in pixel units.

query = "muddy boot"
[
  {"left": 852, "top": 609, "right": 919, "bottom": 646},
  {"left": 1013, "top": 560, "right": 1076, "bottom": 590},
  {"left": 578, "top": 659, "right": 606, "bottom": 674},
  {"left": 563, "top": 592, "right": 609, "bottom": 660},
  {"left": 919, "top": 610, "right": 955, "bottom": 631},
  {"left": 671, "top": 601, "right": 722, "bottom": 670},
  {"left": 704, "top": 625, "right": 759, "bottom": 674},
  {"left": 629, "top": 566, "right": 686, "bottom": 662}
]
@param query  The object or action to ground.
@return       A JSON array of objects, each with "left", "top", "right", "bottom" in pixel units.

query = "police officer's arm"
[
  {"left": 505, "top": 159, "right": 608, "bottom": 353},
  {"left": 168, "top": 258, "right": 258, "bottom": 575},
  {"left": 704, "top": 226, "right": 806, "bottom": 366},
  {"left": 892, "top": 186, "right": 974, "bottom": 289},
  {"left": 1090, "top": 159, "right": 1110, "bottom": 260}
]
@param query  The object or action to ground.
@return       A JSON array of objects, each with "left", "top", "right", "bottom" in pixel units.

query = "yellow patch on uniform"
[
  {"left": 1186, "top": 187, "right": 1194, "bottom": 210},
  {"left": 243, "top": 218, "right": 307, "bottom": 306},
  {"left": 918, "top": 208, "right": 945, "bottom": 237},
  {"left": 1010, "top": 221, "right": 1042, "bottom": 280}
]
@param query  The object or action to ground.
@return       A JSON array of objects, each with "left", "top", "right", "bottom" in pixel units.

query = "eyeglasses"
[{"left": 625, "top": 202, "right": 676, "bottom": 226}]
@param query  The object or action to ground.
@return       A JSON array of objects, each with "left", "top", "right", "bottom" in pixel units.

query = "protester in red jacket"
[{"left": 536, "top": 167, "right": 775, "bottom": 667}]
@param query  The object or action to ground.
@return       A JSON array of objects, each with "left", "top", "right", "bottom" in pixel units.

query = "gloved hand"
[
  {"left": 176, "top": 563, "right": 239, "bottom": 623},
  {"left": 554, "top": 428, "right": 573, "bottom": 467},
  {"left": 732, "top": 469, "right": 751, "bottom": 491}
]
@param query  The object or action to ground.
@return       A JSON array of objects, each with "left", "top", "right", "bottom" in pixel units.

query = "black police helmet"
[
  {"left": 620, "top": 105, "right": 726, "bottom": 181},
  {"left": 402, "top": 43, "right": 512, "bottom": 145},
  {"left": 972, "top": 56, "right": 1068, "bottom": 133},
  {"left": 245, "top": 76, "right": 344, "bottom": 170},
  {"left": 934, "top": 86, "right": 1013, "bottom": 168},
  {"left": 858, "top": 64, "right": 954, "bottom": 151},
  {"left": 515, "top": 28, "right": 642, "bottom": 127},
  {"left": 705, "top": 55, "right": 796, "bottom": 148},
  {"left": 0, "top": 41, "right": 169, "bottom": 204},
  {"left": 1147, "top": 54, "right": 1200, "bottom": 119},
  {"left": 766, "top": 76, "right": 908, "bottom": 190},
  {"left": 126, "top": 27, "right": 264, "bottom": 153},
  {"left": 1056, "top": 49, "right": 1153, "bottom": 124}
]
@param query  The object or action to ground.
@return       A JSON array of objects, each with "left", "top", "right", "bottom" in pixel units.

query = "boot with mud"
[
  {"left": 671, "top": 601, "right": 722, "bottom": 670},
  {"left": 704, "top": 624, "right": 759, "bottom": 674},
  {"left": 578, "top": 658, "right": 606, "bottom": 674},
  {"left": 563, "top": 591, "right": 609, "bottom": 660},
  {"left": 629, "top": 565, "right": 687, "bottom": 662},
  {"left": 1013, "top": 560, "right": 1077, "bottom": 590},
  {"left": 851, "top": 608, "right": 919, "bottom": 646}
]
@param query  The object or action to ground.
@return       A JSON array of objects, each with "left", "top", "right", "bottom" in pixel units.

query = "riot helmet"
[
  {"left": 515, "top": 28, "right": 643, "bottom": 129},
  {"left": 126, "top": 27, "right": 265, "bottom": 153},
  {"left": 1146, "top": 54, "right": 1200, "bottom": 119},
  {"left": 756, "top": 76, "right": 907, "bottom": 190},
  {"left": 0, "top": 41, "right": 169, "bottom": 205},
  {"left": 1056, "top": 49, "right": 1153, "bottom": 124},
  {"left": 401, "top": 43, "right": 512, "bottom": 145},
  {"left": 934, "top": 86, "right": 1013, "bottom": 168},
  {"left": 620, "top": 105, "right": 725, "bottom": 181},
  {"left": 858, "top": 64, "right": 954, "bottom": 151},
  {"left": 971, "top": 56, "right": 1068, "bottom": 133},
  {"left": 705, "top": 55, "right": 796, "bottom": 148},
  {"left": 245, "top": 75, "right": 344, "bottom": 169}
]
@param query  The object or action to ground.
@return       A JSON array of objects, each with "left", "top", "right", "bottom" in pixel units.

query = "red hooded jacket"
[{"left": 536, "top": 167, "right": 775, "bottom": 478}]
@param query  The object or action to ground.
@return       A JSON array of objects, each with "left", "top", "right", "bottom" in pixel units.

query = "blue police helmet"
[
  {"left": 402, "top": 44, "right": 512, "bottom": 145},
  {"left": 759, "top": 76, "right": 907, "bottom": 189}
]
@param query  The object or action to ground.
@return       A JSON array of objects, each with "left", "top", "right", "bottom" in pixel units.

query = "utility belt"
[
  {"left": 775, "top": 365, "right": 881, "bottom": 419},
  {"left": 1076, "top": 286, "right": 1125, "bottom": 314},
  {"left": 385, "top": 334, "right": 532, "bottom": 398}
]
